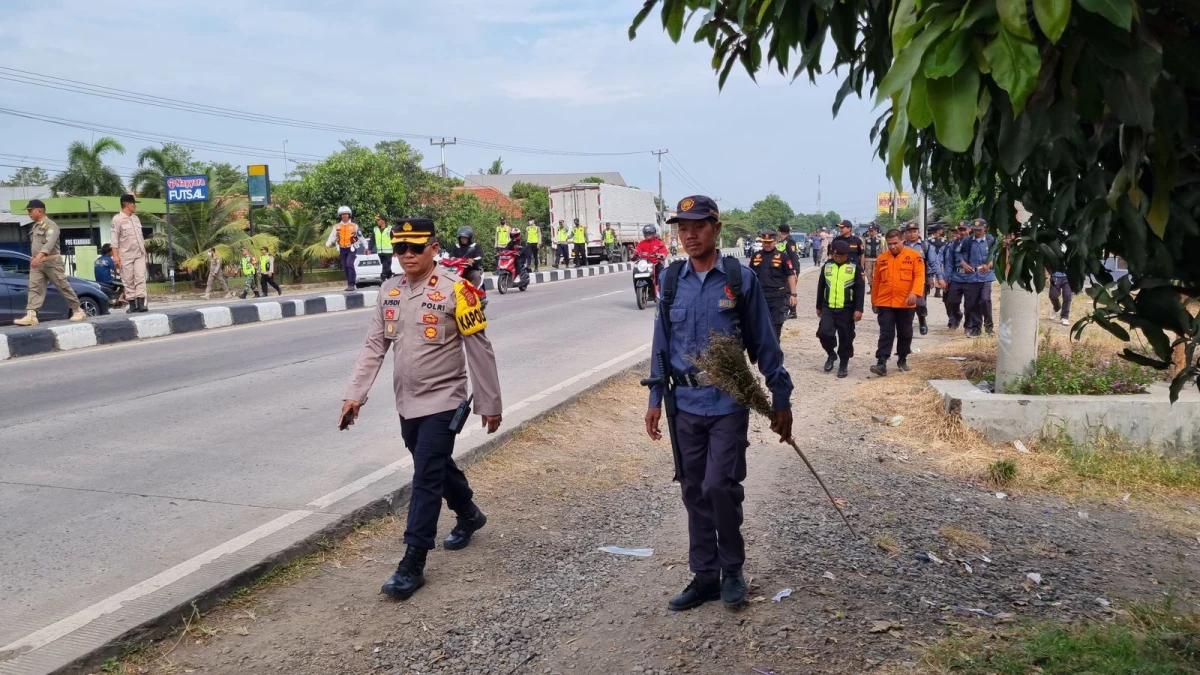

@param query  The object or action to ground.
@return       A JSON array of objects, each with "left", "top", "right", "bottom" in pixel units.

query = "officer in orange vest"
[{"left": 326, "top": 205, "right": 361, "bottom": 290}]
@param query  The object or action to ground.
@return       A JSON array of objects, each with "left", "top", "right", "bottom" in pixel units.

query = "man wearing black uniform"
[
  {"left": 449, "top": 227, "right": 485, "bottom": 289},
  {"left": 926, "top": 223, "right": 948, "bottom": 297},
  {"left": 816, "top": 240, "right": 865, "bottom": 378},
  {"left": 777, "top": 223, "right": 801, "bottom": 319},
  {"left": 831, "top": 219, "right": 864, "bottom": 265},
  {"left": 748, "top": 230, "right": 797, "bottom": 339},
  {"left": 862, "top": 224, "right": 883, "bottom": 295}
]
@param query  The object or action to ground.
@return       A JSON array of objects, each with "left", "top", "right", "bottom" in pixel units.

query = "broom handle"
[{"left": 786, "top": 439, "right": 859, "bottom": 539}]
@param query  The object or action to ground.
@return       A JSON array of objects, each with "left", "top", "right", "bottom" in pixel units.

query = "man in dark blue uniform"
[
  {"left": 748, "top": 230, "right": 797, "bottom": 338},
  {"left": 645, "top": 195, "right": 794, "bottom": 612}
]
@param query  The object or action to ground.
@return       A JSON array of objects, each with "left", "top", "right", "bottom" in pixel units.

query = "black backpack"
[{"left": 659, "top": 256, "right": 757, "bottom": 364}]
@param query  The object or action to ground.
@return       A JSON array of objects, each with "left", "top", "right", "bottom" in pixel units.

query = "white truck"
[{"left": 548, "top": 183, "right": 659, "bottom": 263}]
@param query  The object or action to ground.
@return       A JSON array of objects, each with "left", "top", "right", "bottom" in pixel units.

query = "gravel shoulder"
[{"left": 117, "top": 273, "right": 1200, "bottom": 675}]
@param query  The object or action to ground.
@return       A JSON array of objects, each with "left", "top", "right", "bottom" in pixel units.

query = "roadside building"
[{"left": 5, "top": 195, "right": 166, "bottom": 277}]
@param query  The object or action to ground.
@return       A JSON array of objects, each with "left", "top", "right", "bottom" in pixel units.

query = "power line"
[
  {"left": 0, "top": 67, "right": 654, "bottom": 158},
  {"left": 663, "top": 152, "right": 715, "bottom": 198}
]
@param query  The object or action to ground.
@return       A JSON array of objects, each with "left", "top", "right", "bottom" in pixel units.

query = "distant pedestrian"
[
  {"left": 554, "top": 220, "right": 570, "bottom": 268},
  {"left": 831, "top": 220, "right": 864, "bottom": 264},
  {"left": 373, "top": 215, "right": 393, "bottom": 282},
  {"left": 862, "top": 225, "right": 882, "bottom": 294},
  {"left": 259, "top": 246, "right": 283, "bottom": 296},
  {"left": 954, "top": 219, "right": 996, "bottom": 337},
  {"left": 902, "top": 223, "right": 931, "bottom": 335},
  {"left": 926, "top": 223, "right": 948, "bottom": 298},
  {"left": 13, "top": 199, "right": 86, "bottom": 326},
  {"left": 747, "top": 230, "right": 796, "bottom": 339},
  {"left": 1049, "top": 268, "right": 1074, "bottom": 326},
  {"left": 203, "top": 247, "right": 232, "bottom": 300},
  {"left": 326, "top": 205, "right": 360, "bottom": 291},
  {"left": 812, "top": 229, "right": 826, "bottom": 267},
  {"left": 495, "top": 216, "right": 510, "bottom": 249},
  {"left": 237, "top": 247, "right": 260, "bottom": 299},
  {"left": 942, "top": 222, "right": 969, "bottom": 329},
  {"left": 777, "top": 223, "right": 801, "bottom": 319},
  {"left": 111, "top": 194, "right": 148, "bottom": 313},
  {"left": 603, "top": 223, "right": 617, "bottom": 261},
  {"left": 870, "top": 229, "right": 924, "bottom": 376},
  {"left": 526, "top": 217, "right": 542, "bottom": 271},
  {"left": 817, "top": 240, "right": 864, "bottom": 378},
  {"left": 572, "top": 218, "right": 587, "bottom": 267}
]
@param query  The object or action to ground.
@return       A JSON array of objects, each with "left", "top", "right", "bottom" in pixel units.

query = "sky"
[{"left": 0, "top": 0, "right": 902, "bottom": 221}]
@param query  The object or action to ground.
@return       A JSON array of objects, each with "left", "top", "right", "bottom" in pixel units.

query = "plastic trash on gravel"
[
  {"left": 598, "top": 546, "right": 653, "bottom": 557},
  {"left": 771, "top": 588, "right": 793, "bottom": 602}
]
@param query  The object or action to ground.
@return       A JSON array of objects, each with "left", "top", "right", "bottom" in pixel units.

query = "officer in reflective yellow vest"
[
  {"left": 525, "top": 218, "right": 542, "bottom": 272},
  {"left": 554, "top": 221, "right": 570, "bottom": 268},
  {"left": 816, "top": 240, "right": 865, "bottom": 378},
  {"left": 259, "top": 246, "right": 282, "bottom": 296},
  {"left": 603, "top": 224, "right": 617, "bottom": 261},
  {"left": 238, "top": 247, "right": 260, "bottom": 299},
  {"left": 495, "top": 216, "right": 510, "bottom": 248},
  {"left": 571, "top": 219, "right": 587, "bottom": 267}
]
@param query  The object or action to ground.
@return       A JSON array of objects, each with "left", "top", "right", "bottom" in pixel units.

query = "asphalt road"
[{"left": 0, "top": 267, "right": 662, "bottom": 650}]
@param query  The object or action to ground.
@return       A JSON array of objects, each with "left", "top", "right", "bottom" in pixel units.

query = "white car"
[{"left": 354, "top": 254, "right": 398, "bottom": 287}]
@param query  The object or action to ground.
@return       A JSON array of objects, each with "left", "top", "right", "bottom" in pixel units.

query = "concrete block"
[
  {"left": 48, "top": 323, "right": 98, "bottom": 351},
  {"left": 94, "top": 320, "right": 137, "bottom": 345},
  {"left": 283, "top": 300, "right": 301, "bottom": 317},
  {"left": 0, "top": 334, "right": 9, "bottom": 360},
  {"left": 166, "top": 311, "right": 205, "bottom": 334},
  {"left": 229, "top": 304, "right": 260, "bottom": 325},
  {"left": 930, "top": 379, "right": 1200, "bottom": 455},
  {"left": 345, "top": 293, "right": 365, "bottom": 309},
  {"left": 323, "top": 294, "right": 347, "bottom": 312},
  {"left": 254, "top": 302, "right": 283, "bottom": 322},
  {"left": 129, "top": 314, "right": 170, "bottom": 339},
  {"left": 197, "top": 306, "right": 233, "bottom": 329},
  {"left": 361, "top": 290, "right": 379, "bottom": 306},
  {"left": 303, "top": 297, "right": 326, "bottom": 315},
  {"left": 5, "top": 329, "right": 55, "bottom": 357}
]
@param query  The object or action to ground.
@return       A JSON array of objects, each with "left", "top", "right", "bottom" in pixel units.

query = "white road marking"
[
  {"left": 575, "top": 290, "right": 624, "bottom": 302},
  {"left": 0, "top": 509, "right": 312, "bottom": 657}
]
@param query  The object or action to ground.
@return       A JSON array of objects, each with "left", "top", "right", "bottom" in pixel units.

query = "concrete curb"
[
  {"left": 0, "top": 262, "right": 635, "bottom": 362},
  {"left": 12, "top": 354, "right": 651, "bottom": 675}
]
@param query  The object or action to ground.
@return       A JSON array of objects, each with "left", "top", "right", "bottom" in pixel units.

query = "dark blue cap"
[
  {"left": 667, "top": 195, "right": 719, "bottom": 224},
  {"left": 25, "top": 199, "right": 45, "bottom": 209}
]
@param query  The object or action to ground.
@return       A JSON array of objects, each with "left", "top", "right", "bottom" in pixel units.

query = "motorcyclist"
[
  {"left": 449, "top": 226, "right": 485, "bottom": 288},
  {"left": 94, "top": 243, "right": 124, "bottom": 307},
  {"left": 633, "top": 225, "right": 669, "bottom": 296},
  {"left": 502, "top": 226, "right": 530, "bottom": 286}
]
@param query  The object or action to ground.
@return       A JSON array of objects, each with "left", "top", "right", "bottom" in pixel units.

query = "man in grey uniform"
[
  {"left": 14, "top": 199, "right": 86, "bottom": 326},
  {"left": 340, "top": 217, "right": 503, "bottom": 601}
]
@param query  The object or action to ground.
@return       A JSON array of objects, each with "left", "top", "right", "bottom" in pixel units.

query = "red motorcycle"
[
  {"left": 632, "top": 251, "right": 664, "bottom": 310},
  {"left": 495, "top": 249, "right": 529, "bottom": 294},
  {"left": 438, "top": 255, "right": 488, "bottom": 307}
]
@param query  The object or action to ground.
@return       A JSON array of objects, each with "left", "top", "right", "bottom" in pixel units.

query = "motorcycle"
[
  {"left": 100, "top": 272, "right": 127, "bottom": 309},
  {"left": 633, "top": 252, "right": 663, "bottom": 310},
  {"left": 495, "top": 248, "right": 529, "bottom": 294},
  {"left": 438, "top": 254, "right": 489, "bottom": 308}
]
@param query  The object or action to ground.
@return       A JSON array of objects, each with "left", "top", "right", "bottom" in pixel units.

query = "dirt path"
[{"left": 119, "top": 274, "right": 1200, "bottom": 675}]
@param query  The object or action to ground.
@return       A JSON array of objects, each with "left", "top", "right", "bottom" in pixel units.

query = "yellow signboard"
[
  {"left": 248, "top": 164, "right": 267, "bottom": 176},
  {"left": 876, "top": 191, "right": 911, "bottom": 213}
]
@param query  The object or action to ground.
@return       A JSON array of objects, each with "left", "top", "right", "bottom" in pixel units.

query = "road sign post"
[
  {"left": 247, "top": 165, "right": 271, "bottom": 237},
  {"left": 164, "top": 174, "right": 211, "bottom": 293}
]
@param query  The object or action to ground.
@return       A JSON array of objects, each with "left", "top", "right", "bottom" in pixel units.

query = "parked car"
[
  {"left": 791, "top": 233, "right": 811, "bottom": 257},
  {"left": 353, "top": 253, "right": 399, "bottom": 287},
  {"left": 0, "top": 251, "right": 109, "bottom": 326}
]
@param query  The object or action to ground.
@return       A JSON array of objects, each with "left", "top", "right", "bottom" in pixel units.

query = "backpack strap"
[
  {"left": 720, "top": 255, "right": 759, "bottom": 364},
  {"left": 659, "top": 260, "right": 687, "bottom": 340}
]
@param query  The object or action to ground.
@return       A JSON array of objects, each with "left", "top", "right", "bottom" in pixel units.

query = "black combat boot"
[
  {"left": 721, "top": 569, "right": 746, "bottom": 608},
  {"left": 138, "top": 298, "right": 148, "bottom": 313},
  {"left": 919, "top": 316, "right": 929, "bottom": 335},
  {"left": 870, "top": 359, "right": 888, "bottom": 377},
  {"left": 443, "top": 505, "right": 487, "bottom": 551},
  {"left": 381, "top": 545, "right": 427, "bottom": 600},
  {"left": 837, "top": 360, "right": 849, "bottom": 378},
  {"left": 897, "top": 358, "right": 911, "bottom": 372},
  {"left": 823, "top": 354, "right": 837, "bottom": 373},
  {"left": 126, "top": 299, "right": 138, "bottom": 314},
  {"left": 667, "top": 574, "right": 720, "bottom": 611}
]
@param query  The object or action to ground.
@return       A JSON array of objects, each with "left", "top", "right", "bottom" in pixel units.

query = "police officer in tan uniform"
[
  {"left": 111, "top": 194, "right": 148, "bottom": 313},
  {"left": 340, "top": 217, "right": 503, "bottom": 601},
  {"left": 14, "top": 199, "right": 86, "bottom": 326}
]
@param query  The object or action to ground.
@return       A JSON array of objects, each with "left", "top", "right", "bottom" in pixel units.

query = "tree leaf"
[
  {"left": 1120, "top": 347, "right": 1166, "bottom": 368},
  {"left": 758, "top": 0, "right": 775, "bottom": 24},
  {"left": 629, "top": 1, "right": 655, "bottom": 39},
  {"left": 908, "top": 73, "right": 935, "bottom": 129},
  {"left": 887, "top": 106, "right": 911, "bottom": 187},
  {"left": 923, "top": 31, "right": 971, "bottom": 78},
  {"left": 876, "top": 15, "right": 954, "bottom": 106},
  {"left": 998, "top": 0, "right": 1033, "bottom": 39},
  {"left": 983, "top": 26, "right": 1042, "bottom": 114},
  {"left": 1033, "top": 0, "right": 1071, "bottom": 43},
  {"left": 1146, "top": 136, "right": 1176, "bottom": 239},
  {"left": 927, "top": 66, "right": 980, "bottom": 151},
  {"left": 664, "top": 0, "right": 686, "bottom": 42},
  {"left": 892, "top": 0, "right": 920, "bottom": 53},
  {"left": 1077, "top": 0, "right": 1133, "bottom": 30}
]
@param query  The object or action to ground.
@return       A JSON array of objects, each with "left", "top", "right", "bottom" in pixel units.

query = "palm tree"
[
  {"left": 144, "top": 196, "right": 277, "bottom": 285},
  {"left": 130, "top": 143, "right": 193, "bottom": 198},
  {"left": 52, "top": 137, "right": 126, "bottom": 196},
  {"left": 479, "top": 157, "right": 511, "bottom": 175},
  {"left": 261, "top": 204, "right": 338, "bottom": 282}
]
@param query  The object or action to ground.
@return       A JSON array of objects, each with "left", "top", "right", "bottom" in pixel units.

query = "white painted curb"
[
  {"left": 0, "top": 334, "right": 9, "bottom": 361},
  {"left": 361, "top": 290, "right": 379, "bottom": 306},
  {"left": 129, "top": 314, "right": 170, "bottom": 339},
  {"left": 254, "top": 302, "right": 283, "bottom": 322},
  {"left": 323, "top": 294, "right": 347, "bottom": 312},
  {"left": 48, "top": 324, "right": 98, "bottom": 351},
  {"left": 197, "top": 307, "right": 233, "bottom": 329},
  {"left": 287, "top": 299, "right": 306, "bottom": 316}
]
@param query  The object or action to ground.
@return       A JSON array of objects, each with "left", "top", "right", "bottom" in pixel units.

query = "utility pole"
[
  {"left": 430, "top": 137, "right": 456, "bottom": 179},
  {"left": 652, "top": 149, "right": 668, "bottom": 225}
]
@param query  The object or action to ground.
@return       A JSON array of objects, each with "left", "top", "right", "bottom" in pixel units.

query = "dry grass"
[
  {"left": 938, "top": 525, "right": 991, "bottom": 553},
  {"left": 873, "top": 533, "right": 903, "bottom": 556}
]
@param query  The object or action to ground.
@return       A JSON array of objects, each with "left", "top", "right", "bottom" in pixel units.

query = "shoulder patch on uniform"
[
  {"left": 428, "top": 275, "right": 439, "bottom": 287},
  {"left": 454, "top": 280, "right": 487, "bottom": 336},
  {"left": 724, "top": 285, "right": 736, "bottom": 301},
  {"left": 427, "top": 290, "right": 446, "bottom": 302},
  {"left": 388, "top": 288, "right": 401, "bottom": 296}
]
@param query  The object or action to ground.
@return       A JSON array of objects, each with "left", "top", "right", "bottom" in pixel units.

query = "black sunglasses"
[{"left": 393, "top": 242, "right": 428, "bottom": 255}]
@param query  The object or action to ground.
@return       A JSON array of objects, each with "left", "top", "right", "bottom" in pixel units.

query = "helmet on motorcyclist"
[
  {"left": 509, "top": 227, "right": 522, "bottom": 238},
  {"left": 337, "top": 205, "right": 352, "bottom": 216},
  {"left": 642, "top": 225, "right": 656, "bottom": 238},
  {"left": 457, "top": 226, "right": 474, "bottom": 244}
]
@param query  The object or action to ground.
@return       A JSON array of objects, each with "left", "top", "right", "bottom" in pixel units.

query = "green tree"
[
  {"left": 293, "top": 144, "right": 409, "bottom": 223},
  {"left": 748, "top": 193, "right": 794, "bottom": 231},
  {"left": 631, "top": 0, "right": 1200, "bottom": 396},
  {"left": 721, "top": 207, "right": 754, "bottom": 241},
  {"left": 876, "top": 207, "right": 918, "bottom": 231},
  {"left": 1, "top": 167, "right": 50, "bottom": 187},
  {"left": 509, "top": 181, "right": 551, "bottom": 227},
  {"left": 580, "top": 176, "right": 606, "bottom": 184},
  {"left": 479, "top": 157, "right": 510, "bottom": 175},
  {"left": 435, "top": 191, "right": 509, "bottom": 270},
  {"left": 261, "top": 204, "right": 337, "bottom": 282},
  {"left": 144, "top": 197, "right": 275, "bottom": 284},
  {"left": 790, "top": 211, "right": 844, "bottom": 233},
  {"left": 130, "top": 143, "right": 193, "bottom": 198},
  {"left": 200, "top": 162, "right": 246, "bottom": 196},
  {"left": 52, "top": 137, "right": 126, "bottom": 196}
]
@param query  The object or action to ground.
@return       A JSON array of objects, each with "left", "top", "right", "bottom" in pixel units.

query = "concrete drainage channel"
[
  {"left": 0, "top": 262, "right": 636, "bottom": 362},
  {"left": 0, "top": 349, "right": 650, "bottom": 675}
]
